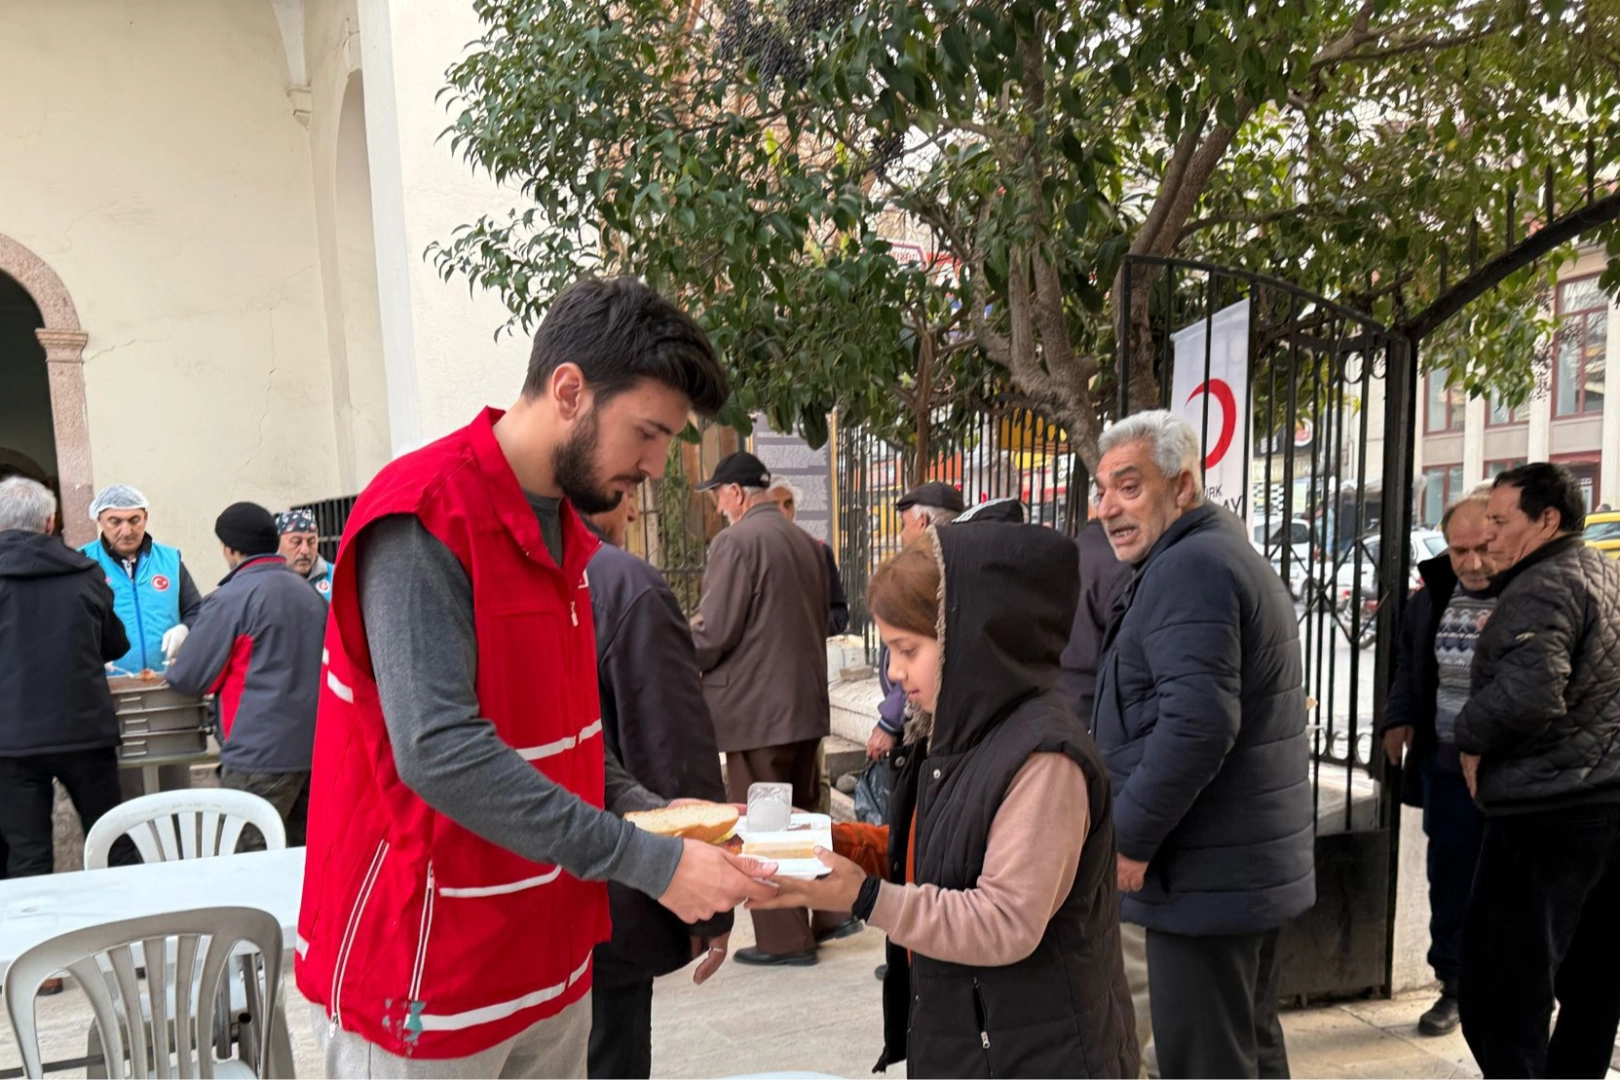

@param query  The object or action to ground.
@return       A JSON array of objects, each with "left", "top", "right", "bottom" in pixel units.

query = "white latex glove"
[{"left": 161, "top": 624, "right": 190, "bottom": 664}]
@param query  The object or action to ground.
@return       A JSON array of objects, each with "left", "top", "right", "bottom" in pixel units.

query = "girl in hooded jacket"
[{"left": 753, "top": 522, "right": 1138, "bottom": 1078}]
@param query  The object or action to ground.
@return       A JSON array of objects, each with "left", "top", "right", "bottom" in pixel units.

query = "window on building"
[
  {"left": 1422, "top": 464, "right": 1465, "bottom": 527},
  {"left": 1554, "top": 276, "right": 1608, "bottom": 418},
  {"left": 1487, "top": 393, "right": 1523, "bottom": 426},
  {"left": 1553, "top": 458, "right": 1601, "bottom": 516},
  {"left": 1484, "top": 459, "right": 1528, "bottom": 484},
  {"left": 1426, "top": 368, "right": 1468, "bottom": 433}
]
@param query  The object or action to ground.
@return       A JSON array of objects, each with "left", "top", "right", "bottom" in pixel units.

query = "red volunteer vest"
[{"left": 295, "top": 408, "right": 609, "bottom": 1059}]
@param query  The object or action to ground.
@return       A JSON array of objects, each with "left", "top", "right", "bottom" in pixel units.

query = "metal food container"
[{"left": 107, "top": 675, "right": 211, "bottom": 763}]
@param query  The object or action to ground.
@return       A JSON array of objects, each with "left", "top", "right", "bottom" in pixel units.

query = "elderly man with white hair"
[
  {"left": 0, "top": 477, "right": 132, "bottom": 881},
  {"left": 78, "top": 483, "right": 203, "bottom": 674},
  {"left": 1092, "top": 410, "right": 1314, "bottom": 1080}
]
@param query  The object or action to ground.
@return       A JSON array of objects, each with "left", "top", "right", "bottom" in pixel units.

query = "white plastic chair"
[
  {"left": 2, "top": 906, "right": 283, "bottom": 1079},
  {"left": 84, "top": 791, "right": 287, "bottom": 869}
]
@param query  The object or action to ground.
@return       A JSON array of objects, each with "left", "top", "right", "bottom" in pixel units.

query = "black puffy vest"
[{"left": 875, "top": 522, "right": 1138, "bottom": 1078}]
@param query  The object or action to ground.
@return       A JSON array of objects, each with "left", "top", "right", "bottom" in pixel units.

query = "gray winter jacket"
[
  {"left": 167, "top": 556, "right": 328, "bottom": 773},
  {"left": 1094, "top": 504, "right": 1316, "bottom": 936},
  {"left": 1455, "top": 536, "right": 1620, "bottom": 813}
]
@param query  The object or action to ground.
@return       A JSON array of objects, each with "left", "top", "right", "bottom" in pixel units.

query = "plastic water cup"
[{"left": 747, "top": 782, "right": 793, "bottom": 833}]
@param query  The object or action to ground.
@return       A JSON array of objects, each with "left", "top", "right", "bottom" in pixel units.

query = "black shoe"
[
  {"left": 874, "top": 964, "right": 887, "bottom": 981},
  {"left": 1418, "top": 991, "right": 1460, "bottom": 1036},
  {"left": 733, "top": 947, "right": 818, "bottom": 967},
  {"left": 814, "top": 918, "right": 865, "bottom": 944}
]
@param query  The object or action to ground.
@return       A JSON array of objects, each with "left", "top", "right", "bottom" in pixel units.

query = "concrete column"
[
  {"left": 1463, "top": 395, "right": 1486, "bottom": 485},
  {"left": 1527, "top": 383, "right": 1553, "bottom": 463},
  {"left": 1602, "top": 298, "right": 1620, "bottom": 508},
  {"left": 357, "top": 0, "right": 532, "bottom": 455}
]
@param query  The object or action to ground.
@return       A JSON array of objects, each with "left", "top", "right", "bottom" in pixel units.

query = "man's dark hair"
[
  {"left": 523, "top": 277, "right": 730, "bottom": 418},
  {"left": 1493, "top": 462, "right": 1587, "bottom": 533}
]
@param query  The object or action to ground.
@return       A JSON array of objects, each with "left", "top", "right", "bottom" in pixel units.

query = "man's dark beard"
[{"left": 553, "top": 408, "right": 625, "bottom": 515}]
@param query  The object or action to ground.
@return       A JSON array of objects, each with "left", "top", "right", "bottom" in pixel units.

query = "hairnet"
[{"left": 89, "top": 484, "right": 149, "bottom": 521}]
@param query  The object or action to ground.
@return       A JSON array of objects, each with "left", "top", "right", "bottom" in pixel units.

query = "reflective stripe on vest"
[{"left": 82, "top": 540, "right": 183, "bottom": 673}]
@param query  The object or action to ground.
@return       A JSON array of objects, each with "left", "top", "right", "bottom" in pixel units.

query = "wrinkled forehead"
[
  {"left": 1095, "top": 441, "right": 1165, "bottom": 485},
  {"left": 1446, "top": 510, "right": 1490, "bottom": 547}
]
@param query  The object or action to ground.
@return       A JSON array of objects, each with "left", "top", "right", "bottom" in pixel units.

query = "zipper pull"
[
  {"left": 329, "top": 1015, "right": 338, "bottom": 1039},
  {"left": 981, "top": 1031, "right": 991, "bottom": 1050}
]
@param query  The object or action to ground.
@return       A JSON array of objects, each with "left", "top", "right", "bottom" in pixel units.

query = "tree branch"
[
  {"left": 1179, "top": 201, "right": 1327, "bottom": 240},
  {"left": 1334, "top": 27, "right": 1500, "bottom": 66}
]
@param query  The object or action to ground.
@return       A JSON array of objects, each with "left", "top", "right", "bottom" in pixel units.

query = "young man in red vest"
[{"left": 297, "top": 278, "right": 775, "bottom": 1079}]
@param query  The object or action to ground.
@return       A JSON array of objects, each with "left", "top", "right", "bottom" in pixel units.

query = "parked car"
[
  {"left": 1304, "top": 530, "right": 1447, "bottom": 648},
  {"left": 1585, "top": 511, "right": 1620, "bottom": 558},
  {"left": 1252, "top": 517, "right": 1317, "bottom": 596}
]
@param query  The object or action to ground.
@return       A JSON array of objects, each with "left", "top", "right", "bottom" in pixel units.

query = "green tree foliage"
[{"left": 434, "top": 0, "right": 1620, "bottom": 467}]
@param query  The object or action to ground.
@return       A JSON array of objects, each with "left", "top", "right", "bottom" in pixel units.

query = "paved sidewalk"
[{"left": 6, "top": 907, "right": 1592, "bottom": 1080}]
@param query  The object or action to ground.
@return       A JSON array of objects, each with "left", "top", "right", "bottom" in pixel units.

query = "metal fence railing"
[{"left": 834, "top": 409, "right": 1083, "bottom": 664}]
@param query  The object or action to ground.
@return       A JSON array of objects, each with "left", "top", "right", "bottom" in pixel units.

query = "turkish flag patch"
[{"left": 152, "top": 575, "right": 171, "bottom": 592}]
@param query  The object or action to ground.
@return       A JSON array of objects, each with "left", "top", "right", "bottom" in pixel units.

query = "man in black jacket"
[
  {"left": 1093, "top": 411, "right": 1314, "bottom": 1080},
  {"left": 581, "top": 495, "right": 733, "bottom": 1079},
  {"left": 1455, "top": 463, "right": 1620, "bottom": 1078},
  {"left": 0, "top": 477, "right": 131, "bottom": 878},
  {"left": 1379, "top": 488, "right": 1496, "bottom": 1036}
]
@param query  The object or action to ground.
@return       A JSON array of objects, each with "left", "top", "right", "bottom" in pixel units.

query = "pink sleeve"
[{"left": 867, "top": 753, "right": 1089, "bottom": 967}]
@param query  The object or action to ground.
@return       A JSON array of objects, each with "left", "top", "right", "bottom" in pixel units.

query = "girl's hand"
[{"left": 748, "top": 847, "right": 868, "bottom": 912}]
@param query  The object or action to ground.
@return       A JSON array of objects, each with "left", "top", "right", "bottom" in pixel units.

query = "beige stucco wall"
[
  {"left": 0, "top": 1, "right": 339, "bottom": 574},
  {"left": 303, "top": 0, "right": 393, "bottom": 491},
  {"left": 356, "top": 0, "right": 533, "bottom": 450}
]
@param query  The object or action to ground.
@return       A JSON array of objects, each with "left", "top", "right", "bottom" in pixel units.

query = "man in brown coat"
[{"left": 694, "top": 451, "right": 846, "bottom": 965}]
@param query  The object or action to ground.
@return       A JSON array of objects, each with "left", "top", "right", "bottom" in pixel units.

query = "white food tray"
[{"left": 733, "top": 812, "right": 832, "bottom": 879}]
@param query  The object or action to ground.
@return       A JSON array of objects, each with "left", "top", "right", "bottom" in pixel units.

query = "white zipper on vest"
[
  {"left": 409, "top": 863, "right": 437, "bottom": 1003},
  {"left": 331, "top": 839, "right": 389, "bottom": 1037}
]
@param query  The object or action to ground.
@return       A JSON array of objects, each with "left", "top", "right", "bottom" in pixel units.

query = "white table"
[
  {"left": 0, "top": 847, "right": 305, "bottom": 980},
  {"left": 0, "top": 848, "right": 305, "bottom": 1078}
]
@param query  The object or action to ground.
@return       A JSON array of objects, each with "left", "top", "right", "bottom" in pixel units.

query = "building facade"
[
  {"left": 1, "top": 0, "right": 528, "bottom": 563},
  {"left": 1416, "top": 247, "right": 1620, "bottom": 524}
]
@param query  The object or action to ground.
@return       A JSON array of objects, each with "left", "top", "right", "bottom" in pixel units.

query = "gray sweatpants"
[{"left": 316, "top": 994, "right": 591, "bottom": 1079}]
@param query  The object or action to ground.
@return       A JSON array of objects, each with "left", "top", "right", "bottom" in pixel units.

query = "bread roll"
[{"left": 625, "top": 803, "right": 740, "bottom": 844}]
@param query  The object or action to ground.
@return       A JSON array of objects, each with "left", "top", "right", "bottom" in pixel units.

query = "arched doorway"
[
  {"left": 0, "top": 275, "right": 54, "bottom": 487},
  {"left": 0, "top": 235, "right": 92, "bottom": 544}
]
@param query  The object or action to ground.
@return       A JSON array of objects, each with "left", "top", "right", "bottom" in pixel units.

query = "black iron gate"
[{"left": 1119, "top": 255, "right": 1417, "bottom": 1000}]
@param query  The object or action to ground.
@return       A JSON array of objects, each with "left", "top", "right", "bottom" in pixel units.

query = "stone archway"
[{"left": 0, "top": 235, "right": 94, "bottom": 545}]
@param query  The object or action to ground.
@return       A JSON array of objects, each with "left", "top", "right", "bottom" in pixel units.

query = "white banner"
[{"left": 1170, "top": 300, "right": 1251, "bottom": 518}]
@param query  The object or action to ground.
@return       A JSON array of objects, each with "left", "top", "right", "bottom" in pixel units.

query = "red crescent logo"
[
  {"left": 1186, "top": 379, "right": 1238, "bottom": 468},
  {"left": 152, "top": 575, "right": 171, "bottom": 592}
]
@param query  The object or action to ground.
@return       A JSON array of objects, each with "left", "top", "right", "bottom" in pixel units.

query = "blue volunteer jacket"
[
  {"left": 81, "top": 538, "right": 184, "bottom": 673},
  {"left": 306, "top": 555, "right": 333, "bottom": 603}
]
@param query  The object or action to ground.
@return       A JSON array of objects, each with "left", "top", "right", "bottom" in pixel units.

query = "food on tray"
[
  {"left": 625, "top": 803, "right": 739, "bottom": 844},
  {"left": 741, "top": 837, "right": 821, "bottom": 861}
]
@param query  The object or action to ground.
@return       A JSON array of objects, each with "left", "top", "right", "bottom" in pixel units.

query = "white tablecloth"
[{"left": 0, "top": 847, "right": 305, "bottom": 980}]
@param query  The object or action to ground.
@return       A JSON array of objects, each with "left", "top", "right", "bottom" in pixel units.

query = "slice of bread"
[{"left": 625, "top": 803, "right": 740, "bottom": 844}]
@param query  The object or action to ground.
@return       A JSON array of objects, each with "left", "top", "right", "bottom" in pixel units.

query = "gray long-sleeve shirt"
[{"left": 354, "top": 511, "right": 682, "bottom": 900}]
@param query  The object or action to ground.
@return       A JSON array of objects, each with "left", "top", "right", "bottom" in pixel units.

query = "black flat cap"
[
  {"left": 696, "top": 451, "right": 771, "bottom": 491},
  {"left": 896, "top": 481, "right": 966, "bottom": 514}
]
